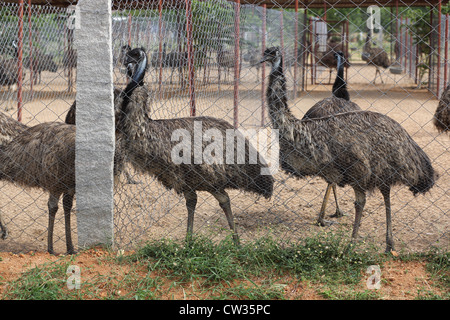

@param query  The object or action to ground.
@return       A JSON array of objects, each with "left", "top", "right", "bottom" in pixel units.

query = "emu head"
[
  {"left": 124, "top": 47, "right": 148, "bottom": 82},
  {"left": 260, "top": 46, "right": 282, "bottom": 67},
  {"left": 334, "top": 51, "right": 345, "bottom": 66}
]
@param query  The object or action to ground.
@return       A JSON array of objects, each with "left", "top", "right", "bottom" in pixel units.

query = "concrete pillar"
[{"left": 75, "top": 0, "right": 115, "bottom": 249}]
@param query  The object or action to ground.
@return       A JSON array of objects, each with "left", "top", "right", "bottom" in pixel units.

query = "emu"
[
  {"left": 217, "top": 44, "right": 234, "bottom": 83},
  {"left": 243, "top": 49, "right": 260, "bottom": 82},
  {"left": 64, "top": 87, "right": 138, "bottom": 185},
  {"left": 117, "top": 48, "right": 274, "bottom": 245},
  {"left": 23, "top": 50, "right": 58, "bottom": 85},
  {"left": 302, "top": 51, "right": 361, "bottom": 226},
  {"left": 0, "top": 41, "right": 25, "bottom": 111},
  {"left": 0, "top": 111, "right": 28, "bottom": 239},
  {"left": 362, "top": 34, "right": 390, "bottom": 84},
  {"left": 62, "top": 48, "right": 77, "bottom": 76},
  {"left": 162, "top": 43, "right": 188, "bottom": 85},
  {"left": 316, "top": 40, "right": 350, "bottom": 84},
  {"left": 434, "top": 83, "right": 450, "bottom": 133},
  {"left": 261, "top": 46, "right": 436, "bottom": 252},
  {"left": 0, "top": 96, "right": 127, "bottom": 255},
  {"left": 0, "top": 121, "right": 77, "bottom": 254}
]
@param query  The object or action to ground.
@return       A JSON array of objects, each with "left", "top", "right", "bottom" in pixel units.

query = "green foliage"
[{"left": 132, "top": 231, "right": 381, "bottom": 286}]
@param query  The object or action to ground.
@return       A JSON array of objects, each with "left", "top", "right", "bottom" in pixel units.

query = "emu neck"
[
  {"left": 267, "top": 57, "right": 295, "bottom": 129},
  {"left": 332, "top": 55, "right": 349, "bottom": 101},
  {"left": 118, "top": 87, "right": 153, "bottom": 140}
]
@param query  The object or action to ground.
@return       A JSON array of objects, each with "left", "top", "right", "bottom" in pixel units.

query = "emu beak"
[{"left": 259, "top": 56, "right": 268, "bottom": 64}]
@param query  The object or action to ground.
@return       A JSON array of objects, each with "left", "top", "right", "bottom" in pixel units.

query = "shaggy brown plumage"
[
  {"left": 23, "top": 51, "right": 58, "bottom": 85},
  {"left": 0, "top": 122, "right": 76, "bottom": 254},
  {"left": 362, "top": 34, "right": 391, "bottom": 84},
  {"left": 316, "top": 41, "right": 350, "bottom": 84},
  {"left": 0, "top": 111, "right": 28, "bottom": 145},
  {"left": 117, "top": 48, "right": 274, "bottom": 245},
  {"left": 0, "top": 90, "right": 126, "bottom": 254},
  {"left": 434, "top": 84, "right": 450, "bottom": 133},
  {"left": 302, "top": 51, "right": 361, "bottom": 225},
  {"left": 64, "top": 87, "right": 136, "bottom": 185},
  {"left": 0, "top": 111, "right": 28, "bottom": 239},
  {"left": 262, "top": 46, "right": 436, "bottom": 252}
]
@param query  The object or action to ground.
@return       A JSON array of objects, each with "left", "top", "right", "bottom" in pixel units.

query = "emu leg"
[
  {"left": 211, "top": 190, "right": 240, "bottom": 246},
  {"left": 0, "top": 210, "right": 8, "bottom": 240},
  {"left": 351, "top": 188, "right": 366, "bottom": 243},
  {"left": 125, "top": 169, "right": 140, "bottom": 185},
  {"left": 329, "top": 184, "right": 345, "bottom": 218},
  {"left": 316, "top": 183, "right": 334, "bottom": 226},
  {"left": 47, "top": 193, "right": 60, "bottom": 255},
  {"left": 63, "top": 191, "right": 75, "bottom": 254},
  {"left": 184, "top": 190, "right": 198, "bottom": 242},
  {"left": 170, "top": 67, "right": 175, "bottom": 85},
  {"left": 380, "top": 186, "right": 394, "bottom": 253}
]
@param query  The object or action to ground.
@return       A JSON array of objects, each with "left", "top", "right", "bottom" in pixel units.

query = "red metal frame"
[
  {"left": 293, "top": 0, "right": 298, "bottom": 99},
  {"left": 158, "top": 0, "right": 163, "bottom": 96},
  {"left": 261, "top": 4, "right": 266, "bottom": 127},
  {"left": 17, "top": 0, "right": 24, "bottom": 122},
  {"left": 28, "top": 0, "right": 33, "bottom": 97},
  {"left": 186, "top": 0, "right": 195, "bottom": 117},
  {"left": 280, "top": 9, "right": 284, "bottom": 71},
  {"left": 233, "top": 0, "right": 240, "bottom": 128},
  {"left": 445, "top": 14, "right": 449, "bottom": 87},
  {"left": 437, "top": 0, "right": 442, "bottom": 97}
]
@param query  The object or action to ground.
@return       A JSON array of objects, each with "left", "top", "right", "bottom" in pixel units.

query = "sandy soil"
[
  {"left": 0, "top": 247, "right": 445, "bottom": 300},
  {"left": 0, "top": 61, "right": 448, "bottom": 255}
]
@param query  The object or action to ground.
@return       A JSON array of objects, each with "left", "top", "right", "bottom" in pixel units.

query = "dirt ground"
[
  {"left": 0, "top": 247, "right": 446, "bottom": 300},
  {"left": 0, "top": 61, "right": 448, "bottom": 256}
]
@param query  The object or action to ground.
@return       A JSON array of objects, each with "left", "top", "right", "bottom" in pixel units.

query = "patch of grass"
[
  {"left": 423, "top": 248, "right": 449, "bottom": 288},
  {"left": 319, "top": 286, "right": 381, "bottom": 300},
  {"left": 4, "top": 234, "right": 446, "bottom": 300},
  {"left": 130, "top": 231, "right": 382, "bottom": 287},
  {"left": 3, "top": 256, "right": 80, "bottom": 300}
]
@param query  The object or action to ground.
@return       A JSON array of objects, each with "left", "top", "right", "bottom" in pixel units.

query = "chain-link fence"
[{"left": 0, "top": 0, "right": 448, "bottom": 254}]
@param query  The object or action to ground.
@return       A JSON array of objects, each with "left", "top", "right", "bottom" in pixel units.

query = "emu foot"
[
  {"left": 126, "top": 178, "right": 141, "bottom": 185},
  {"left": 329, "top": 209, "right": 346, "bottom": 219},
  {"left": 316, "top": 219, "right": 337, "bottom": 227}
]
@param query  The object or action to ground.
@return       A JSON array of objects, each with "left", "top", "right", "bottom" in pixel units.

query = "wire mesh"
[{"left": 0, "top": 0, "right": 448, "bottom": 254}]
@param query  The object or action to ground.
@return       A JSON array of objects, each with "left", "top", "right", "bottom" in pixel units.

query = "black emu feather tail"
[
  {"left": 251, "top": 173, "right": 274, "bottom": 199},
  {"left": 409, "top": 149, "right": 437, "bottom": 196}
]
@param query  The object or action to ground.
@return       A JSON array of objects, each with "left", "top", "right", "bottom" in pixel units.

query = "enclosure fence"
[{"left": 0, "top": 0, "right": 448, "bottom": 254}]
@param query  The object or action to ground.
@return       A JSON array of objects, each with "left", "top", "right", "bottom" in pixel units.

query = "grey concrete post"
[{"left": 75, "top": 0, "right": 115, "bottom": 249}]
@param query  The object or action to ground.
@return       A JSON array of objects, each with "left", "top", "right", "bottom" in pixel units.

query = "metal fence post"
[
  {"left": 75, "top": 0, "right": 115, "bottom": 250},
  {"left": 233, "top": 0, "right": 240, "bottom": 129}
]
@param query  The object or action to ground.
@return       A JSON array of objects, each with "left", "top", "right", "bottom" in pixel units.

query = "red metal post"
[
  {"left": 158, "top": 0, "right": 163, "bottom": 96},
  {"left": 437, "top": 1, "right": 442, "bottom": 97},
  {"left": 409, "top": 18, "right": 413, "bottom": 76},
  {"left": 17, "top": 0, "right": 24, "bottom": 122},
  {"left": 280, "top": 10, "right": 284, "bottom": 72},
  {"left": 233, "top": 0, "right": 240, "bottom": 128},
  {"left": 404, "top": 17, "right": 407, "bottom": 71},
  {"left": 128, "top": 13, "right": 132, "bottom": 47},
  {"left": 309, "top": 17, "right": 314, "bottom": 85},
  {"left": 186, "top": 0, "right": 195, "bottom": 116},
  {"left": 445, "top": 14, "right": 449, "bottom": 87},
  {"left": 27, "top": 0, "right": 33, "bottom": 96},
  {"left": 261, "top": 4, "right": 266, "bottom": 127},
  {"left": 293, "top": 0, "right": 298, "bottom": 99},
  {"left": 399, "top": 16, "right": 403, "bottom": 69}
]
